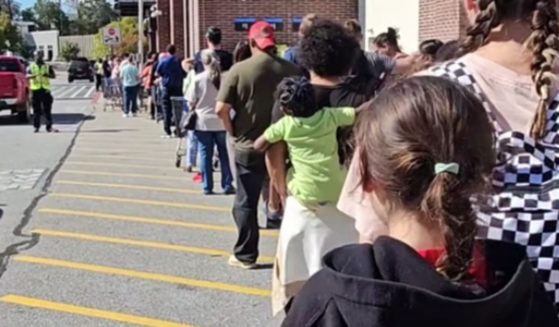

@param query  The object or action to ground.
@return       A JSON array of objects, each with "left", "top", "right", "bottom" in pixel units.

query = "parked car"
[
  {"left": 68, "top": 57, "right": 94, "bottom": 83},
  {"left": 0, "top": 55, "right": 31, "bottom": 122}
]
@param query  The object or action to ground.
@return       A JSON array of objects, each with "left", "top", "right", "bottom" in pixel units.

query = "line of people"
[{"left": 204, "top": 3, "right": 559, "bottom": 326}]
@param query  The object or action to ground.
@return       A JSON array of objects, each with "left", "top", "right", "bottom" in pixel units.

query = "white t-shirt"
[{"left": 186, "top": 71, "right": 225, "bottom": 132}]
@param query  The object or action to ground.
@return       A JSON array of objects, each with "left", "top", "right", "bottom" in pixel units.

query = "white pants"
[{"left": 272, "top": 196, "right": 358, "bottom": 315}]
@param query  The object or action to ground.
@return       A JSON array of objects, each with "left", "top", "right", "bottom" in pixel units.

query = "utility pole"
[{"left": 138, "top": 0, "right": 144, "bottom": 67}]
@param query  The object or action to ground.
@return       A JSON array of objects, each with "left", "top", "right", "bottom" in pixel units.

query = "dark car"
[{"left": 68, "top": 57, "right": 94, "bottom": 83}]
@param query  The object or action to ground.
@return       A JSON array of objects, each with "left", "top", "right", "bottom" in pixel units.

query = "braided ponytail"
[
  {"left": 421, "top": 172, "right": 478, "bottom": 281},
  {"left": 458, "top": 1, "right": 500, "bottom": 55},
  {"left": 528, "top": 0, "right": 559, "bottom": 139}
]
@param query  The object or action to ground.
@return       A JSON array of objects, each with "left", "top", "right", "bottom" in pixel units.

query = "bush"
[{"left": 60, "top": 42, "right": 80, "bottom": 61}]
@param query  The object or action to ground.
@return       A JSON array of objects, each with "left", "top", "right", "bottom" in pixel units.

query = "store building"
[
  {"left": 153, "top": 0, "right": 359, "bottom": 57},
  {"left": 144, "top": 0, "right": 476, "bottom": 58}
]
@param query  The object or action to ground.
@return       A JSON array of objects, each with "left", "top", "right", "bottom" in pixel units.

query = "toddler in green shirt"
[{"left": 255, "top": 76, "right": 359, "bottom": 314}]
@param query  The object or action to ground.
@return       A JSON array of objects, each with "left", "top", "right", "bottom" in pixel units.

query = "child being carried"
[{"left": 255, "top": 76, "right": 359, "bottom": 315}]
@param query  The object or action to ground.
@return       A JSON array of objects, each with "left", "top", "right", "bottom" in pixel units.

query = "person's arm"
[
  {"left": 216, "top": 69, "right": 239, "bottom": 136},
  {"left": 266, "top": 142, "right": 288, "bottom": 205},
  {"left": 216, "top": 102, "right": 234, "bottom": 135},
  {"left": 254, "top": 135, "right": 271, "bottom": 152},
  {"left": 330, "top": 107, "right": 357, "bottom": 127},
  {"left": 185, "top": 78, "right": 199, "bottom": 109}
]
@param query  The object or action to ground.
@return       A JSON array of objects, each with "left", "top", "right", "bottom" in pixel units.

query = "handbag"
[{"left": 182, "top": 110, "right": 198, "bottom": 131}]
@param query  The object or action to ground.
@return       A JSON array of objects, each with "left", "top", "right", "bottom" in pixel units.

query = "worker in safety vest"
[{"left": 27, "top": 50, "right": 56, "bottom": 133}]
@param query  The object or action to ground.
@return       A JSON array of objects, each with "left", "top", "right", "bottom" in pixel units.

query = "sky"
[{"left": 19, "top": 0, "right": 36, "bottom": 9}]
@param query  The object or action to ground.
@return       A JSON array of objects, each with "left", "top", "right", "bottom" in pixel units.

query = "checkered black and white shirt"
[{"left": 430, "top": 60, "right": 559, "bottom": 313}]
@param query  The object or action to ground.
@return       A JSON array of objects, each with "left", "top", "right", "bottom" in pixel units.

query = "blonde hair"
[{"left": 201, "top": 49, "right": 221, "bottom": 89}]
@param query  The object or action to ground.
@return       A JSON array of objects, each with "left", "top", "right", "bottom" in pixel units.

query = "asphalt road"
[{"left": 0, "top": 76, "right": 280, "bottom": 326}]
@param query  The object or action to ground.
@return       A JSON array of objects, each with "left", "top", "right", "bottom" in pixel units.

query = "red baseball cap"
[{"left": 249, "top": 21, "right": 276, "bottom": 50}]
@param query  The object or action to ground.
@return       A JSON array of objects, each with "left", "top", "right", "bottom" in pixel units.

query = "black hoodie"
[{"left": 283, "top": 237, "right": 558, "bottom": 327}]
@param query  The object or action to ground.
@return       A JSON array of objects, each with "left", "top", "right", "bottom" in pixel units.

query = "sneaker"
[
  {"left": 122, "top": 113, "right": 128, "bottom": 118},
  {"left": 160, "top": 134, "right": 172, "bottom": 139},
  {"left": 33, "top": 128, "right": 39, "bottom": 133},
  {"left": 228, "top": 255, "right": 257, "bottom": 270},
  {"left": 186, "top": 166, "right": 193, "bottom": 173},
  {"left": 204, "top": 190, "right": 215, "bottom": 195},
  {"left": 224, "top": 188, "right": 236, "bottom": 195}
]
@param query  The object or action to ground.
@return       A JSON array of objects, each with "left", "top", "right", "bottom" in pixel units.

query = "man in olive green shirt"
[{"left": 216, "top": 21, "right": 301, "bottom": 269}]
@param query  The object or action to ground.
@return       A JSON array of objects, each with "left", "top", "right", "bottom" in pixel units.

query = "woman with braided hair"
[
  {"left": 338, "top": 0, "right": 559, "bottom": 316},
  {"left": 254, "top": 76, "right": 359, "bottom": 315}
]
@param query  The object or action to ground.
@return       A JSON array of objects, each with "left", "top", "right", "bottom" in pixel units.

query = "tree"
[
  {"left": 20, "top": 8, "right": 35, "bottom": 22},
  {"left": 0, "top": 0, "right": 20, "bottom": 20},
  {"left": 0, "top": 13, "right": 22, "bottom": 53},
  {"left": 60, "top": 41, "right": 80, "bottom": 61},
  {"left": 77, "top": 0, "right": 117, "bottom": 34},
  {"left": 33, "top": 0, "right": 70, "bottom": 34},
  {"left": 93, "top": 18, "right": 146, "bottom": 58}
]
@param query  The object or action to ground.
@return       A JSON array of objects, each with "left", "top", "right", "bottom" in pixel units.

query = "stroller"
[{"left": 103, "top": 78, "right": 123, "bottom": 111}]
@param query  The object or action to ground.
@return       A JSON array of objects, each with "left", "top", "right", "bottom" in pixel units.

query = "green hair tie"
[{"left": 434, "top": 162, "right": 460, "bottom": 175}]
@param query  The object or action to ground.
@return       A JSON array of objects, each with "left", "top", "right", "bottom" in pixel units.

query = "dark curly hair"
[
  {"left": 277, "top": 76, "right": 318, "bottom": 118},
  {"left": 299, "top": 19, "right": 359, "bottom": 77}
]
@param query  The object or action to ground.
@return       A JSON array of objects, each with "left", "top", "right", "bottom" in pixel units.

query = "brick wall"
[
  {"left": 419, "top": 0, "right": 462, "bottom": 42},
  {"left": 171, "top": 0, "right": 185, "bottom": 56},
  {"left": 199, "top": 0, "right": 359, "bottom": 51},
  {"left": 156, "top": 0, "right": 171, "bottom": 52}
]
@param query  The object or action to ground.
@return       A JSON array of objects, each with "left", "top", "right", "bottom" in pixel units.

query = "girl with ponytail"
[
  {"left": 284, "top": 76, "right": 558, "bottom": 327},
  {"left": 338, "top": 0, "right": 559, "bottom": 315},
  {"left": 185, "top": 49, "right": 235, "bottom": 195}
]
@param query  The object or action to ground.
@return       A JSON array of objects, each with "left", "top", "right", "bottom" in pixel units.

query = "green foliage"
[
  {"left": 0, "top": 12, "right": 22, "bottom": 53},
  {"left": 32, "top": 0, "right": 70, "bottom": 34},
  {"left": 60, "top": 41, "right": 80, "bottom": 61},
  {"left": 0, "top": 0, "right": 20, "bottom": 20},
  {"left": 20, "top": 8, "right": 35, "bottom": 22},
  {"left": 78, "top": 0, "right": 117, "bottom": 34},
  {"left": 93, "top": 18, "right": 146, "bottom": 58}
]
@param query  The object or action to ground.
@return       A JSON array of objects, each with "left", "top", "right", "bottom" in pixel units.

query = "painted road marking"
[
  {"left": 54, "top": 86, "right": 77, "bottom": 98},
  {"left": 56, "top": 180, "right": 199, "bottom": 194},
  {"left": 73, "top": 148, "right": 172, "bottom": 155},
  {"left": 70, "top": 154, "right": 170, "bottom": 164},
  {"left": 0, "top": 295, "right": 192, "bottom": 327},
  {"left": 64, "top": 161, "right": 178, "bottom": 172},
  {"left": 32, "top": 229, "right": 274, "bottom": 263},
  {"left": 50, "top": 193, "right": 230, "bottom": 212},
  {"left": 59, "top": 170, "right": 184, "bottom": 181},
  {"left": 84, "top": 86, "right": 96, "bottom": 98},
  {"left": 38, "top": 208, "right": 279, "bottom": 238},
  {"left": 15, "top": 256, "right": 271, "bottom": 297},
  {"left": 70, "top": 85, "right": 87, "bottom": 98}
]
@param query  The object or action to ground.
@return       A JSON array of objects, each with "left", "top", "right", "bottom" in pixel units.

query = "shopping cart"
[
  {"left": 103, "top": 79, "right": 123, "bottom": 112},
  {"left": 171, "top": 97, "right": 188, "bottom": 168}
]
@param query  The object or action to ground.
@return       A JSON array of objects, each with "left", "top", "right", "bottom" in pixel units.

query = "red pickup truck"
[{"left": 0, "top": 55, "right": 31, "bottom": 122}]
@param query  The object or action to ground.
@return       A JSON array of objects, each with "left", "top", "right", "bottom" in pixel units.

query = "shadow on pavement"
[
  {"left": 0, "top": 113, "right": 94, "bottom": 126},
  {"left": 51, "top": 113, "right": 95, "bottom": 125}
]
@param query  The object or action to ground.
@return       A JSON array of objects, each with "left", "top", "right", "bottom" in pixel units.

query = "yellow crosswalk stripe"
[
  {"left": 0, "top": 295, "right": 193, "bottom": 327},
  {"left": 56, "top": 180, "right": 199, "bottom": 194},
  {"left": 59, "top": 170, "right": 186, "bottom": 181},
  {"left": 38, "top": 208, "right": 279, "bottom": 238},
  {"left": 50, "top": 193, "right": 230, "bottom": 212},
  {"left": 64, "top": 161, "right": 178, "bottom": 171},
  {"left": 32, "top": 229, "right": 275, "bottom": 263},
  {"left": 15, "top": 256, "right": 271, "bottom": 297}
]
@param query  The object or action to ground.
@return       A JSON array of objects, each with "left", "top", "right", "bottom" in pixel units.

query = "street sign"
[{"left": 103, "top": 27, "right": 121, "bottom": 45}]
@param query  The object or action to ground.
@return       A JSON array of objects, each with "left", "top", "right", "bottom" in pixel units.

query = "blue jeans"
[
  {"left": 194, "top": 130, "right": 234, "bottom": 193},
  {"left": 123, "top": 85, "right": 139, "bottom": 114},
  {"left": 161, "top": 86, "right": 182, "bottom": 135},
  {"left": 187, "top": 131, "right": 198, "bottom": 167}
]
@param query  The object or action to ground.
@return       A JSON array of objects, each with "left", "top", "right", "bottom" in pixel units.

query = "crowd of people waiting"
[{"left": 97, "top": 0, "right": 559, "bottom": 324}]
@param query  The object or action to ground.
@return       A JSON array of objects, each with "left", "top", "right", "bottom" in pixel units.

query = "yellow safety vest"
[{"left": 30, "top": 63, "right": 51, "bottom": 91}]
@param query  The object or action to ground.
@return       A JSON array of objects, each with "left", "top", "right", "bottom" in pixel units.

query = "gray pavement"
[{"left": 0, "top": 84, "right": 281, "bottom": 326}]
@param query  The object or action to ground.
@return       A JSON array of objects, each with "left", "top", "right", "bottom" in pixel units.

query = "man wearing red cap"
[{"left": 217, "top": 21, "right": 301, "bottom": 269}]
